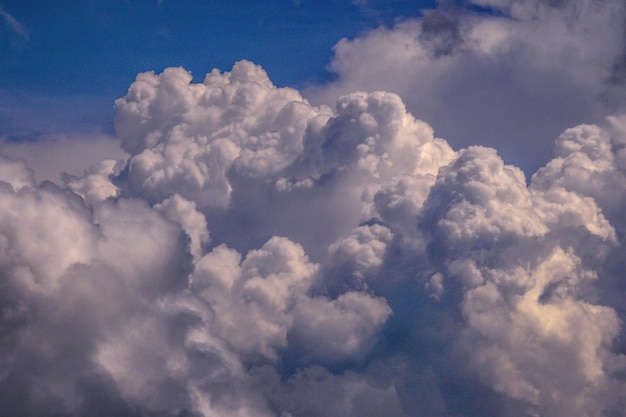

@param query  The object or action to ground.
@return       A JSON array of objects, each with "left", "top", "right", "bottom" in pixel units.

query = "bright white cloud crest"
[{"left": 3, "top": 1, "right": 626, "bottom": 416}]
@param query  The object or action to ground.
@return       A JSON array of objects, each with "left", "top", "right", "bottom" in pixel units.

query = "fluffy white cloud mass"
[
  {"left": 3, "top": 2, "right": 626, "bottom": 416},
  {"left": 309, "top": 0, "right": 626, "bottom": 173}
]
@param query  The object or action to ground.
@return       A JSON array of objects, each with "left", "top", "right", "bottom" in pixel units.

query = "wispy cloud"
[{"left": 0, "top": 4, "right": 29, "bottom": 40}]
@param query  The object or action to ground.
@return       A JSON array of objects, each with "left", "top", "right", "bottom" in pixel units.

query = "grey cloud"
[
  {"left": 0, "top": 171, "right": 191, "bottom": 416},
  {"left": 419, "top": 9, "right": 463, "bottom": 57},
  {"left": 4, "top": 51, "right": 626, "bottom": 417},
  {"left": 417, "top": 145, "right": 621, "bottom": 415}
]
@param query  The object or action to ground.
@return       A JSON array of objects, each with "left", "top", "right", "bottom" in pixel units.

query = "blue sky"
[{"left": 0, "top": 0, "right": 435, "bottom": 138}]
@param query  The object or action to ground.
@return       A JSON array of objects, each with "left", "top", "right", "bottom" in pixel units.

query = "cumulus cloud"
[
  {"left": 114, "top": 61, "right": 322, "bottom": 209},
  {"left": 307, "top": 0, "right": 626, "bottom": 173},
  {"left": 418, "top": 144, "right": 622, "bottom": 415},
  {"left": 3, "top": 7, "right": 626, "bottom": 415}
]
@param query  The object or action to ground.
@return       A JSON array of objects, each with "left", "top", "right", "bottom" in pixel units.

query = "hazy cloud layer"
[
  {"left": 3, "top": 2, "right": 626, "bottom": 416},
  {"left": 0, "top": 132, "right": 127, "bottom": 185}
]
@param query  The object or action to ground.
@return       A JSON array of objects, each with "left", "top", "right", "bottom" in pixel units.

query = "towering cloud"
[{"left": 3, "top": 2, "right": 626, "bottom": 416}]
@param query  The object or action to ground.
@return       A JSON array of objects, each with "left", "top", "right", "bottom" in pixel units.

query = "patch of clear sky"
[{"left": 1, "top": 0, "right": 437, "bottom": 96}]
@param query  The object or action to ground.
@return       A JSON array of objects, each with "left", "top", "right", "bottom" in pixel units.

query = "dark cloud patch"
[{"left": 419, "top": 9, "right": 463, "bottom": 57}]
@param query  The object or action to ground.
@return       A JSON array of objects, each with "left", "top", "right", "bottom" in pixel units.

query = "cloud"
[
  {"left": 418, "top": 144, "right": 622, "bottom": 415},
  {"left": 0, "top": 132, "right": 127, "bottom": 185},
  {"left": 0, "top": 4, "right": 28, "bottom": 40},
  {"left": 3, "top": 10, "right": 626, "bottom": 415},
  {"left": 114, "top": 61, "right": 323, "bottom": 209},
  {"left": 306, "top": 0, "right": 626, "bottom": 173}
]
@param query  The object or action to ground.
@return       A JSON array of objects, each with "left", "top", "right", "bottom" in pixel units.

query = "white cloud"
[
  {"left": 415, "top": 133, "right": 625, "bottom": 415},
  {"left": 3, "top": 6, "right": 626, "bottom": 413},
  {"left": 306, "top": 0, "right": 626, "bottom": 173},
  {"left": 115, "top": 61, "right": 323, "bottom": 209}
]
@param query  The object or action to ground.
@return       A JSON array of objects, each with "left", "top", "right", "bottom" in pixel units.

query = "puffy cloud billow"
[
  {"left": 4, "top": 3, "right": 626, "bottom": 417},
  {"left": 309, "top": 0, "right": 626, "bottom": 173}
]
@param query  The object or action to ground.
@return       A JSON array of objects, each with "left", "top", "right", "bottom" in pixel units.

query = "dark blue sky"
[{"left": 0, "top": 1, "right": 436, "bottom": 137}]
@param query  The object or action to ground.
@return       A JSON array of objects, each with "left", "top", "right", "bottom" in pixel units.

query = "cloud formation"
[
  {"left": 308, "top": 0, "right": 626, "bottom": 173},
  {"left": 3, "top": 3, "right": 626, "bottom": 416}
]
